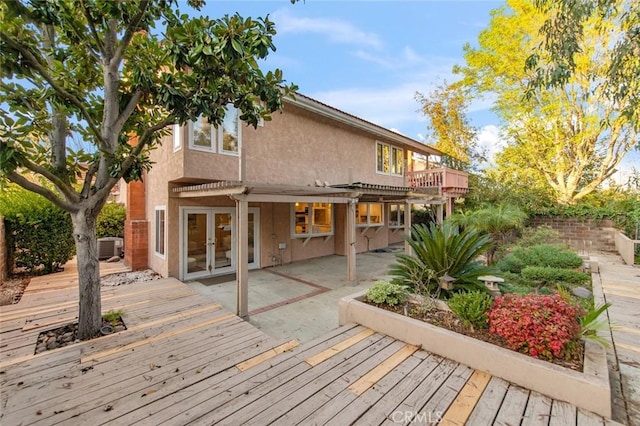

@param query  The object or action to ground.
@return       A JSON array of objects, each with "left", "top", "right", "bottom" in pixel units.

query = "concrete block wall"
[{"left": 528, "top": 216, "right": 617, "bottom": 252}]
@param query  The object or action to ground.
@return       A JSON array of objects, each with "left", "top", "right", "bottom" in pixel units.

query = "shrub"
[
  {"left": 497, "top": 244, "right": 583, "bottom": 273},
  {"left": 488, "top": 294, "right": 583, "bottom": 360},
  {"left": 96, "top": 203, "right": 126, "bottom": 238},
  {"left": 0, "top": 186, "right": 75, "bottom": 275},
  {"left": 447, "top": 291, "right": 494, "bottom": 331},
  {"left": 517, "top": 225, "right": 562, "bottom": 247},
  {"left": 390, "top": 223, "right": 494, "bottom": 298},
  {"left": 521, "top": 266, "right": 590, "bottom": 286},
  {"left": 365, "top": 280, "right": 407, "bottom": 306}
]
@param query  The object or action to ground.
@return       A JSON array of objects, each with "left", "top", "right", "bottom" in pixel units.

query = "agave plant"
[{"left": 390, "top": 223, "right": 496, "bottom": 297}]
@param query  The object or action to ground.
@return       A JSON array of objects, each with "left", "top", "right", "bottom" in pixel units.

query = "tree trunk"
[{"left": 71, "top": 209, "right": 102, "bottom": 340}]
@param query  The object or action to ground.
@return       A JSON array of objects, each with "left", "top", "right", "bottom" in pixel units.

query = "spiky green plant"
[
  {"left": 390, "top": 223, "right": 495, "bottom": 298},
  {"left": 447, "top": 203, "right": 527, "bottom": 263},
  {"left": 580, "top": 303, "right": 612, "bottom": 348}
]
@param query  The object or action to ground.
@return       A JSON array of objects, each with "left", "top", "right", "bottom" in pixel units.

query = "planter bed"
[{"left": 338, "top": 289, "right": 611, "bottom": 418}]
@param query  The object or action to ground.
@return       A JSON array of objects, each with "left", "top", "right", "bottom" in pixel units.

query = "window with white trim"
[
  {"left": 188, "top": 104, "right": 241, "bottom": 155},
  {"left": 173, "top": 124, "right": 182, "bottom": 151},
  {"left": 219, "top": 104, "right": 240, "bottom": 155},
  {"left": 154, "top": 206, "right": 166, "bottom": 257},
  {"left": 189, "top": 116, "right": 215, "bottom": 152},
  {"left": 376, "top": 141, "right": 403, "bottom": 176},
  {"left": 292, "top": 202, "right": 334, "bottom": 237},
  {"left": 389, "top": 203, "right": 405, "bottom": 228},
  {"left": 356, "top": 203, "right": 383, "bottom": 227}
]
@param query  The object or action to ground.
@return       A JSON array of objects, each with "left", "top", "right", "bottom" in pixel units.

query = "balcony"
[{"left": 408, "top": 167, "right": 469, "bottom": 197}]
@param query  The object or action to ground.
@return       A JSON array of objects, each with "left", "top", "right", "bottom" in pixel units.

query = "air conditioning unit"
[{"left": 97, "top": 237, "right": 124, "bottom": 259}]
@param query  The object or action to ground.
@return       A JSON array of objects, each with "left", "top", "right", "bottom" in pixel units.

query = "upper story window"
[
  {"left": 356, "top": 203, "right": 383, "bottom": 227},
  {"left": 188, "top": 104, "right": 240, "bottom": 156},
  {"left": 173, "top": 124, "right": 182, "bottom": 151},
  {"left": 292, "top": 202, "right": 333, "bottom": 237},
  {"left": 376, "top": 141, "right": 403, "bottom": 176},
  {"left": 220, "top": 105, "right": 240, "bottom": 154},
  {"left": 389, "top": 203, "right": 405, "bottom": 228}
]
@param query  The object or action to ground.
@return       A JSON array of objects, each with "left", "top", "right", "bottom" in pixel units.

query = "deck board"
[{"left": 0, "top": 267, "right": 612, "bottom": 426}]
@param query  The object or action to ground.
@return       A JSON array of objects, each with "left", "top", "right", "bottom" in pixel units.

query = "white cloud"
[
  {"left": 310, "top": 83, "right": 431, "bottom": 133},
  {"left": 272, "top": 9, "right": 383, "bottom": 49},
  {"left": 476, "top": 125, "right": 506, "bottom": 165}
]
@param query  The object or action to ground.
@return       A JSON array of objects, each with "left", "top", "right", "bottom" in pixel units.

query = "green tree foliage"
[
  {"left": 416, "top": 81, "right": 484, "bottom": 171},
  {"left": 447, "top": 203, "right": 527, "bottom": 263},
  {"left": 0, "top": 0, "right": 296, "bottom": 339},
  {"left": 457, "top": 0, "right": 638, "bottom": 205},
  {"left": 0, "top": 186, "right": 75, "bottom": 275},
  {"left": 527, "top": 0, "right": 639, "bottom": 130},
  {"left": 390, "top": 223, "right": 494, "bottom": 297},
  {"left": 96, "top": 203, "right": 126, "bottom": 239}
]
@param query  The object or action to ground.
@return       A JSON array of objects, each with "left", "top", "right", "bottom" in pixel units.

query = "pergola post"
[
  {"left": 437, "top": 203, "right": 444, "bottom": 224},
  {"left": 347, "top": 199, "right": 357, "bottom": 283},
  {"left": 404, "top": 200, "right": 412, "bottom": 256},
  {"left": 236, "top": 199, "right": 249, "bottom": 317}
]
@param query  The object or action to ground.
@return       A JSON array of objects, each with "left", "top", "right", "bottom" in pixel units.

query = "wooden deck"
[{"left": 0, "top": 264, "right": 613, "bottom": 425}]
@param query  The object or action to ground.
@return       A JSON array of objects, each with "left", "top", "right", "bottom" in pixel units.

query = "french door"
[{"left": 182, "top": 207, "right": 259, "bottom": 280}]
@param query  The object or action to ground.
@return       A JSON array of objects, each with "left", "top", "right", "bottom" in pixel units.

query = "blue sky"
[
  {"left": 193, "top": 0, "right": 637, "bottom": 178},
  {"left": 198, "top": 0, "right": 504, "bottom": 154}
]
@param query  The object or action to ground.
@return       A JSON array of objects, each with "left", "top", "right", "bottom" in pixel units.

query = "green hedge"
[
  {"left": 0, "top": 186, "right": 75, "bottom": 275},
  {"left": 497, "top": 244, "right": 583, "bottom": 273},
  {"left": 96, "top": 203, "right": 126, "bottom": 238},
  {"left": 521, "top": 266, "right": 590, "bottom": 286}
]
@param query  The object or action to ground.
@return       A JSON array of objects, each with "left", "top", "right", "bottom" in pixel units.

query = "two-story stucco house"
[{"left": 123, "top": 92, "right": 468, "bottom": 315}]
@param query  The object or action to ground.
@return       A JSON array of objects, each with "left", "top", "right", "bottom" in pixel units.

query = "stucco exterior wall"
[
  {"left": 242, "top": 103, "right": 408, "bottom": 187},
  {"left": 166, "top": 102, "right": 414, "bottom": 187},
  {"left": 140, "top": 101, "right": 428, "bottom": 279}
]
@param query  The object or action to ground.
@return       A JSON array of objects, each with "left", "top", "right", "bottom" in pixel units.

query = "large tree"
[
  {"left": 0, "top": 0, "right": 296, "bottom": 339},
  {"left": 457, "top": 0, "right": 638, "bottom": 204},
  {"left": 416, "top": 81, "right": 484, "bottom": 172},
  {"left": 527, "top": 0, "right": 639, "bottom": 129}
]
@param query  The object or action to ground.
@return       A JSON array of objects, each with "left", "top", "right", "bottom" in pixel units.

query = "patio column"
[
  {"left": 404, "top": 200, "right": 412, "bottom": 256},
  {"left": 436, "top": 203, "right": 444, "bottom": 224},
  {"left": 445, "top": 197, "right": 453, "bottom": 218},
  {"left": 236, "top": 199, "right": 249, "bottom": 317},
  {"left": 347, "top": 199, "right": 357, "bottom": 283}
]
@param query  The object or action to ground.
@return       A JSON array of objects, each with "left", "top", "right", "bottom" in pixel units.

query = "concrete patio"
[{"left": 186, "top": 249, "right": 400, "bottom": 343}]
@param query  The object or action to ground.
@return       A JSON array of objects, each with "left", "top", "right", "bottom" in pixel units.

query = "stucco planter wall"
[{"left": 338, "top": 290, "right": 611, "bottom": 418}]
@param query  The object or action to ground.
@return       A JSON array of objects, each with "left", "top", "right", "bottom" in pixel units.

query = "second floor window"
[
  {"left": 188, "top": 104, "right": 240, "bottom": 155},
  {"left": 376, "top": 142, "right": 403, "bottom": 176}
]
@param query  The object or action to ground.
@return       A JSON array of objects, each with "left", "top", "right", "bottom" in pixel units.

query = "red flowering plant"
[{"left": 488, "top": 293, "right": 583, "bottom": 360}]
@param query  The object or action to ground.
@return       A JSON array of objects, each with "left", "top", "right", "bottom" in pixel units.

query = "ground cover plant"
[{"left": 367, "top": 223, "right": 608, "bottom": 371}]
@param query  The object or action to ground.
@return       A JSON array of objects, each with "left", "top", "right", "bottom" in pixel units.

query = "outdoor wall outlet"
[{"left": 278, "top": 242, "right": 286, "bottom": 250}]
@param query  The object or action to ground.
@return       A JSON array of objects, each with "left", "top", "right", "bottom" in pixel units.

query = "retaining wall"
[{"left": 528, "top": 217, "right": 617, "bottom": 252}]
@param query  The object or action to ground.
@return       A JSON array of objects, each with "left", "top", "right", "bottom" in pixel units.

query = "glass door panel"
[
  {"left": 186, "top": 212, "right": 211, "bottom": 277},
  {"left": 213, "top": 212, "right": 233, "bottom": 272},
  {"left": 248, "top": 212, "right": 255, "bottom": 264}
]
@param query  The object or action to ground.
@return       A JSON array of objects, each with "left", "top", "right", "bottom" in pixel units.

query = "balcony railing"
[{"left": 408, "top": 167, "right": 469, "bottom": 195}]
